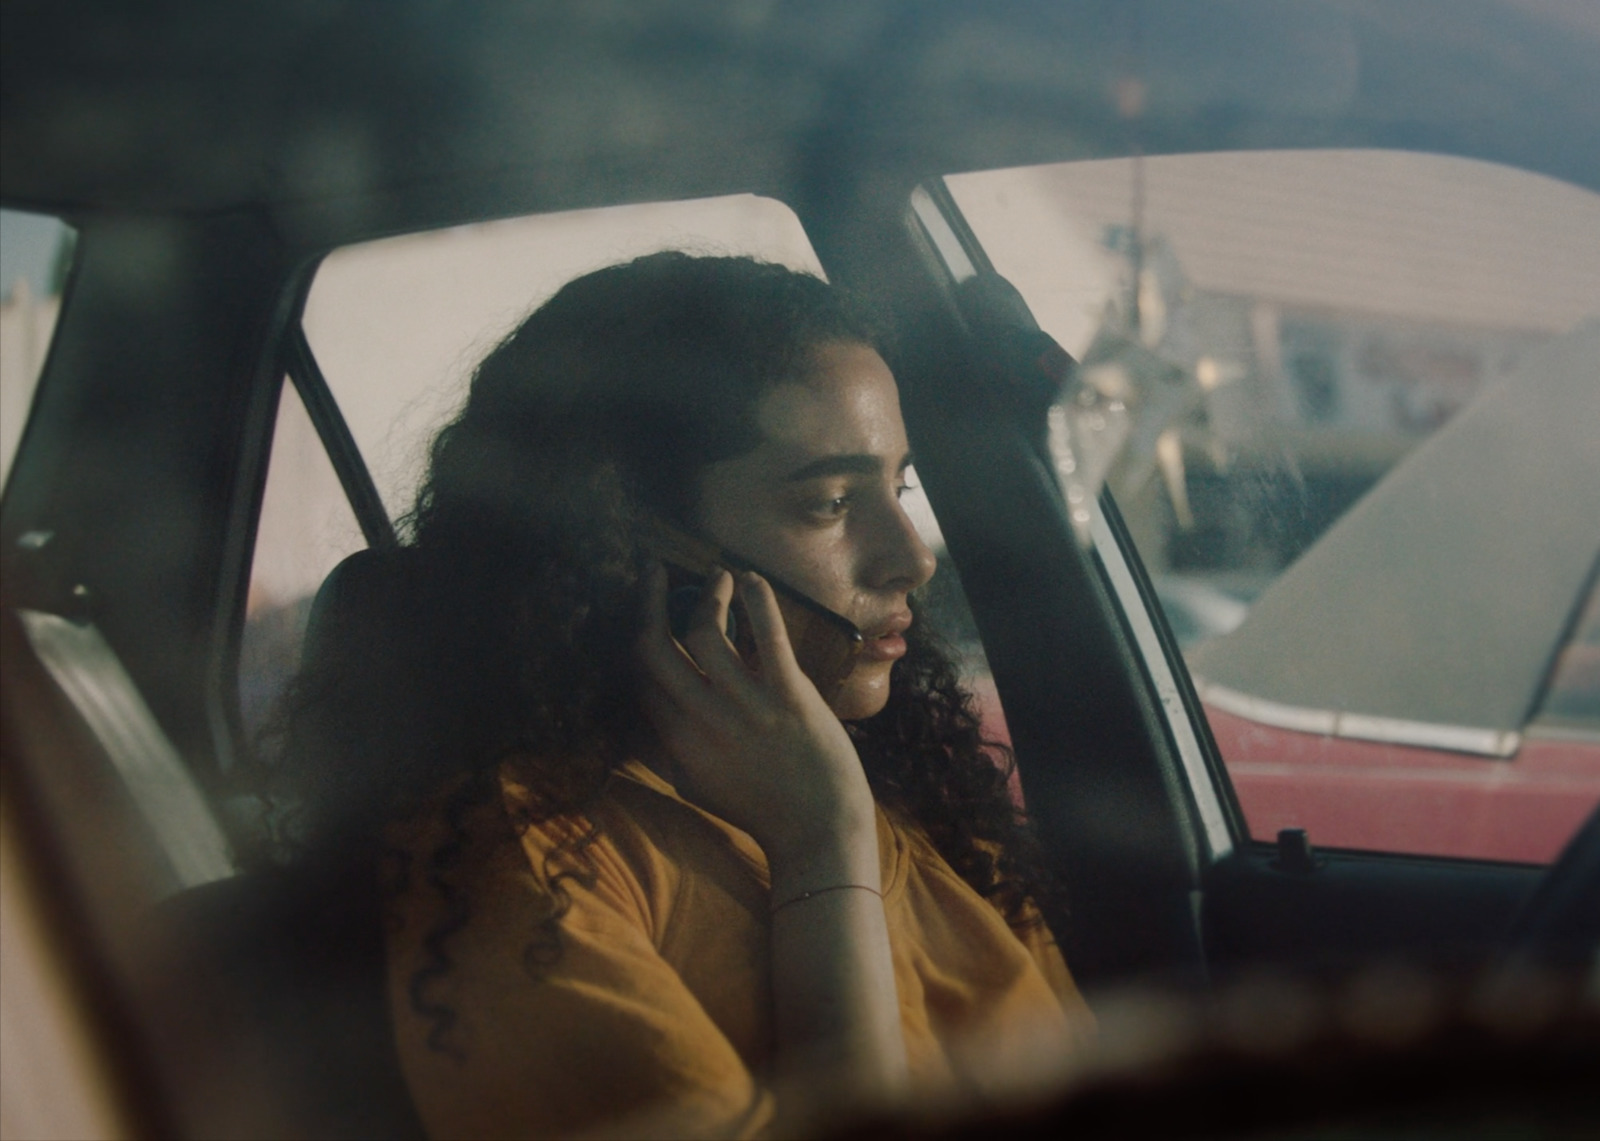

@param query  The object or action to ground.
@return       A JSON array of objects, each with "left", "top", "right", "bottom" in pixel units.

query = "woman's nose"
[{"left": 867, "top": 498, "right": 938, "bottom": 592}]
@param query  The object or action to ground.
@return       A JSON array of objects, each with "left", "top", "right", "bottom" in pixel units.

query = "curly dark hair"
[{"left": 261, "top": 252, "right": 1060, "bottom": 1047}]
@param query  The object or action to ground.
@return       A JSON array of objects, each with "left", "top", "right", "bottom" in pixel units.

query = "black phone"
[
  {"left": 640, "top": 518, "right": 865, "bottom": 702},
  {"left": 665, "top": 567, "right": 744, "bottom": 648}
]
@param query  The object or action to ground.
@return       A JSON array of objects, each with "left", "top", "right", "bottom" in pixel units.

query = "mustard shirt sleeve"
[
  {"left": 386, "top": 813, "right": 774, "bottom": 1140},
  {"left": 1016, "top": 919, "right": 1098, "bottom": 1049}
]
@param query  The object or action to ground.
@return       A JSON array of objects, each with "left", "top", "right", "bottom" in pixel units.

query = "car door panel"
[{"left": 1205, "top": 845, "right": 1541, "bottom": 976}]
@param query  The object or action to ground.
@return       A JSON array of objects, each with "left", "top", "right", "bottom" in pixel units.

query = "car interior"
[{"left": 2, "top": 2, "right": 1597, "bottom": 1137}]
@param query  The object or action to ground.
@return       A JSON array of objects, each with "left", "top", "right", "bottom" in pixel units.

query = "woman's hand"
[
  {"left": 637, "top": 563, "right": 876, "bottom": 873},
  {"left": 638, "top": 563, "right": 909, "bottom": 1118}
]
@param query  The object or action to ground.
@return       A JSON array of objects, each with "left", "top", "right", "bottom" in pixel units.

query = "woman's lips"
[
  {"left": 860, "top": 632, "right": 908, "bottom": 662},
  {"left": 859, "top": 612, "right": 912, "bottom": 662}
]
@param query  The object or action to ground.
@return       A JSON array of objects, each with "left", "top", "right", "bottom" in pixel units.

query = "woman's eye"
[
  {"left": 801, "top": 491, "right": 852, "bottom": 520},
  {"left": 895, "top": 481, "right": 918, "bottom": 500}
]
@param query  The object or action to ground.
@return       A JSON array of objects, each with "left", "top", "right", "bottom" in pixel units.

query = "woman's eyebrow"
[{"left": 784, "top": 452, "right": 915, "bottom": 482}]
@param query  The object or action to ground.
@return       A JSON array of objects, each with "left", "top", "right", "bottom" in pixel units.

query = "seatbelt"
[{"left": 19, "top": 609, "right": 233, "bottom": 890}]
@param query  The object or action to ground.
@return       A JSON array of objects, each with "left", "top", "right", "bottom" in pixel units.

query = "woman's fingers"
[
  {"left": 638, "top": 563, "right": 751, "bottom": 707},
  {"left": 640, "top": 563, "right": 823, "bottom": 736},
  {"left": 638, "top": 564, "right": 713, "bottom": 700},
  {"left": 640, "top": 565, "right": 870, "bottom": 853},
  {"left": 737, "top": 572, "right": 807, "bottom": 690},
  {"left": 678, "top": 569, "right": 749, "bottom": 688}
]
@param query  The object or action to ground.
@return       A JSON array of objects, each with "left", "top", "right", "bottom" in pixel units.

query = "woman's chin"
[{"left": 830, "top": 667, "right": 894, "bottom": 722}]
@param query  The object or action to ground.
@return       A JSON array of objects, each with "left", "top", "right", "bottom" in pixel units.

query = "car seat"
[{"left": 147, "top": 548, "right": 426, "bottom": 1139}]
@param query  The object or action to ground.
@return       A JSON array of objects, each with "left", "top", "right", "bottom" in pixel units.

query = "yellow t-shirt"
[{"left": 386, "top": 760, "right": 1095, "bottom": 1139}]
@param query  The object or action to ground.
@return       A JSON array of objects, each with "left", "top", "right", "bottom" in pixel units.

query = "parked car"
[
  {"left": 3, "top": 2, "right": 1596, "bottom": 1138},
  {"left": 1192, "top": 322, "right": 1600, "bottom": 863}
]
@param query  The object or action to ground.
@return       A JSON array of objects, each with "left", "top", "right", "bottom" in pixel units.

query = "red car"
[{"left": 1194, "top": 322, "right": 1600, "bottom": 864}]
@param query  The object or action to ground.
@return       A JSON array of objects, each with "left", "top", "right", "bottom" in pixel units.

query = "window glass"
[
  {"left": 948, "top": 151, "right": 1600, "bottom": 862},
  {"left": 305, "top": 195, "right": 824, "bottom": 519},
  {"left": 240, "top": 379, "right": 365, "bottom": 737},
  {"left": 0, "top": 209, "right": 76, "bottom": 488}
]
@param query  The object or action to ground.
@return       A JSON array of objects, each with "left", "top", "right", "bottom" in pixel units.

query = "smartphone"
[{"left": 639, "top": 518, "right": 865, "bottom": 703}]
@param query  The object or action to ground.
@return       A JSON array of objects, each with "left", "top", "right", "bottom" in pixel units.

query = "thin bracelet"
[{"left": 770, "top": 883, "right": 882, "bottom": 916}]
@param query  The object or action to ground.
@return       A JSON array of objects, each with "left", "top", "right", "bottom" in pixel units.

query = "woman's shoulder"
[
  {"left": 495, "top": 757, "right": 776, "bottom": 930},
  {"left": 879, "top": 809, "right": 1096, "bottom": 1042},
  {"left": 876, "top": 810, "right": 1061, "bottom": 965},
  {"left": 498, "top": 757, "right": 761, "bottom": 865},
  {"left": 383, "top": 756, "right": 772, "bottom": 912},
  {"left": 377, "top": 761, "right": 680, "bottom": 954}
]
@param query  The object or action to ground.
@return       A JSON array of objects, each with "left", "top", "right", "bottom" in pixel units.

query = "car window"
[
  {"left": 304, "top": 195, "right": 824, "bottom": 519},
  {"left": 0, "top": 208, "right": 76, "bottom": 489},
  {"left": 289, "top": 193, "right": 1002, "bottom": 748},
  {"left": 944, "top": 151, "right": 1600, "bottom": 863},
  {"left": 241, "top": 377, "right": 367, "bottom": 738}
]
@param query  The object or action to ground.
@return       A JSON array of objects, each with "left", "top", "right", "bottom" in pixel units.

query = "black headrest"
[{"left": 302, "top": 547, "right": 411, "bottom": 672}]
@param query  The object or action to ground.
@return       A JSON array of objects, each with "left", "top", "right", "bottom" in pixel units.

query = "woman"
[{"left": 269, "top": 252, "right": 1093, "bottom": 1138}]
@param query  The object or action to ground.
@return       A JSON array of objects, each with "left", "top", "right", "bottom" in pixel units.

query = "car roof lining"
[{"left": 5, "top": 1, "right": 1599, "bottom": 241}]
